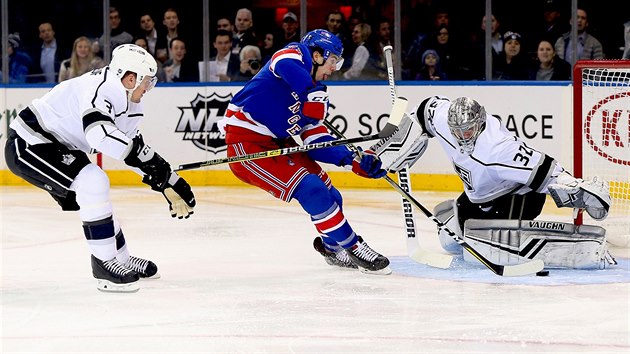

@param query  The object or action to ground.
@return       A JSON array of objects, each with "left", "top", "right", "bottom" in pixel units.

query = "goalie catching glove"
[
  {"left": 370, "top": 110, "right": 428, "bottom": 172},
  {"left": 547, "top": 172, "right": 610, "bottom": 221},
  {"left": 123, "top": 134, "right": 195, "bottom": 218}
]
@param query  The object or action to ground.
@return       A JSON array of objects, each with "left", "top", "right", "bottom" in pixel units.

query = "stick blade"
[
  {"left": 409, "top": 247, "right": 453, "bottom": 269},
  {"left": 379, "top": 96, "right": 408, "bottom": 138},
  {"left": 500, "top": 259, "right": 545, "bottom": 277}
]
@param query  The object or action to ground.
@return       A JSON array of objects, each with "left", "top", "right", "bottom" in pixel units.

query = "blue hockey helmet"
[{"left": 300, "top": 29, "right": 344, "bottom": 69}]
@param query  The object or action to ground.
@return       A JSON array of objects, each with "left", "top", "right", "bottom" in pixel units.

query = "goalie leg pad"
[
  {"left": 434, "top": 199, "right": 463, "bottom": 254},
  {"left": 369, "top": 113, "right": 428, "bottom": 172},
  {"left": 463, "top": 219, "right": 612, "bottom": 269}
]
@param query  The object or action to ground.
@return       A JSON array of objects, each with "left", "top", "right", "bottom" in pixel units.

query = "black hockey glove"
[
  {"left": 124, "top": 135, "right": 171, "bottom": 191},
  {"left": 163, "top": 176, "right": 196, "bottom": 219}
]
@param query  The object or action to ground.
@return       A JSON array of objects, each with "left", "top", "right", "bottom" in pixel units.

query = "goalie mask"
[
  {"left": 447, "top": 97, "right": 486, "bottom": 155},
  {"left": 109, "top": 44, "right": 158, "bottom": 94}
]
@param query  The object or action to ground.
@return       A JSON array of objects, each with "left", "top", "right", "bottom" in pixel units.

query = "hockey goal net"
[{"left": 573, "top": 60, "right": 630, "bottom": 247}]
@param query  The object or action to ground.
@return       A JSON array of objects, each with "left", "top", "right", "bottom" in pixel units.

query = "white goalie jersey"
[
  {"left": 9, "top": 67, "right": 143, "bottom": 161},
  {"left": 416, "top": 96, "right": 563, "bottom": 204}
]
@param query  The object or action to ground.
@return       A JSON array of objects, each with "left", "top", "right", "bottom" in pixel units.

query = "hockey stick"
[
  {"left": 175, "top": 97, "right": 407, "bottom": 172},
  {"left": 322, "top": 120, "right": 452, "bottom": 269},
  {"left": 382, "top": 46, "right": 453, "bottom": 269},
  {"left": 382, "top": 46, "right": 542, "bottom": 276}
]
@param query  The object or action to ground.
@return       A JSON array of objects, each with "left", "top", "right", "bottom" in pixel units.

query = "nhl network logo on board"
[{"left": 175, "top": 93, "right": 232, "bottom": 153}]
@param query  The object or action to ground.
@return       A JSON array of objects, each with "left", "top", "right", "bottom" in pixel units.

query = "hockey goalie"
[{"left": 371, "top": 95, "right": 616, "bottom": 269}]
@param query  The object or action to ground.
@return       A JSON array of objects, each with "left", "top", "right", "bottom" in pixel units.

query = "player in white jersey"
[
  {"left": 373, "top": 96, "right": 614, "bottom": 268},
  {"left": 4, "top": 44, "right": 196, "bottom": 292}
]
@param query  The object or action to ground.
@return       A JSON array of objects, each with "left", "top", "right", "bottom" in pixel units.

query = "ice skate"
[
  {"left": 313, "top": 237, "right": 358, "bottom": 269},
  {"left": 346, "top": 236, "right": 392, "bottom": 275},
  {"left": 125, "top": 255, "right": 160, "bottom": 279},
  {"left": 91, "top": 255, "right": 139, "bottom": 293}
]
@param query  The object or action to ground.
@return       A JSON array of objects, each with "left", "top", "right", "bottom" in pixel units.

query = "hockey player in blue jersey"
[{"left": 217, "top": 29, "right": 391, "bottom": 274}]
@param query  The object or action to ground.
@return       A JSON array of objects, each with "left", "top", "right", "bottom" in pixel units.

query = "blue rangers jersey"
[
  {"left": 415, "top": 96, "right": 564, "bottom": 204},
  {"left": 218, "top": 43, "right": 353, "bottom": 166}
]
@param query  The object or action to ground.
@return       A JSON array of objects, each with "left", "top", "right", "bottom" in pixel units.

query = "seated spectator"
[
  {"left": 415, "top": 49, "right": 447, "bottom": 80},
  {"left": 93, "top": 7, "right": 133, "bottom": 57},
  {"left": 554, "top": 8, "right": 604, "bottom": 62},
  {"left": 163, "top": 38, "right": 199, "bottom": 82},
  {"left": 260, "top": 32, "right": 275, "bottom": 64},
  {"left": 29, "top": 22, "right": 67, "bottom": 83},
  {"left": 528, "top": 39, "right": 571, "bottom": 80},
  {"left": 493, "top": 31, "right": 529, "bottom": 80},
  {"left": 343, "top": 23, "right": 372, "bottom": 80},
  {"left": 138, "top": 13, "right": 168, "bottom": 63},
  {"left": 231, "top": 45, "right": 262, "bottom": 82},
  {"left": 232, "top": 8, "right": 258, "bottom": 55},
  {"left": 7, "top": 33, "right": 32, "bottom": 84},
  {"left": 275, "top": 12, "right": 300, "bottom": 49},
  {"left": 416, "top": 24, "right": 462, "bottom": 79},
  {"left": 58, "top": 36, "right": 105, "bottom": 82},
  {"left": 199, "top": 30, "right": 240, "bottom": 82}
]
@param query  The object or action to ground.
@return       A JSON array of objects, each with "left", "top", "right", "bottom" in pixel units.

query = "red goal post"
[{"left": 573, "top": 60, "right": 630, "bottom": 247}]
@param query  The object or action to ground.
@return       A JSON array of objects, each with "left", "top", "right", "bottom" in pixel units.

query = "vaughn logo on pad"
[{"left": 175, "top": 93, "right": 232, "bottom": 153}]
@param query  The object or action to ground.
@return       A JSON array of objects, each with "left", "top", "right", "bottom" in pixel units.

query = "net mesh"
[{"left": 579, "top": 65, "right": 630, "bottom": 247}]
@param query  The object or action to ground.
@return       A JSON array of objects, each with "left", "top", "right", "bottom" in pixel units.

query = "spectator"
[
  {"left": 404, "top": 7, "right": 450, "bottom": 79},
  {"left": 93, "top": 7, "right": 133, "bottom": 57},
  {"left": 30, "top": 22, "right": 66, "bottom": 83},
  {"left": 554, "top": 8, "right": 604, "bottom": 63},
  {"left": 7, "top": 33, "right": 33, "bottom": 84},
  {"left": 325, "top": 10, "right": 351, "bottom": 50},
  {"left": 199, "top": 30, "right": 239, "bottom": 82},
  {"left": 366, "top": 17, "right": 392, "bottom": 81},
  {"left": 260, "top": 32, "right": 275, "bottom": 64},
  {"left": 139, "top": 13, "right": 168, "bottom": 63},
  {"left": 529, "top": 39, "right": 571, "bottom": 80},
  {"left": 343, "top": 23, "right": 372, "bottom": 80},
  {"left": 163, "top": 8, "right": 181, "bottom": 59},
  {"left": 232, "top": 8, "right": 257, "bottom": 55},
  {"left": 134, "top": 37, "right": 149, "bottom": 51},
  {"left": 416, "top": 24, "right": 462, "bottom": 79},
  {"left": 275, "top": 12, "right": 300, "bottom": 49},
  {"left": 493, "top": 31, "right": 530, "bottom": 80},
  {"left": 468, "top": 14, "right": 504, "bottom": 80},
  {"left": 533, "top": 0, "right": 569, "bottom": 49},
  {"left": 231, "top": 45, "right": 262, "bottom": 82},
  {"left": 217, "top": 17, "right": 234, "bottom": 32},
  {"left": 415, "top": 49, "right": 446, "bottom": 80},
  {"left": 58, "top": 36, "right": 105, "bottom": 82},
  {"left": 163, "top": 38, "right": 199, "bottom": 82}
]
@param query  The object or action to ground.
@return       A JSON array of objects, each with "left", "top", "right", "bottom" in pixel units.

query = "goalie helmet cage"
[{"left": 573, "top": 60, "right": 630, "bottom": 247}]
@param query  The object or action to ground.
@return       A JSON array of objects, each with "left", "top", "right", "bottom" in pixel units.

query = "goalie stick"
[
  {"left": 381, "top": 45, "right": 452, "bottom": 269},
  {"left": 381, "top": 46, "right": 542, "bottom": 276},
  {"left": 323, "top": 120, "right": 452, "bottom": 269},
  {"left": 175, "top": 97, "right": 407, "bottom": 171}
]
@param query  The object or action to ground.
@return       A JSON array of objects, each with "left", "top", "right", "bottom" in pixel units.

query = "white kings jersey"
[
  {"left": 415, "top": 96, "right": 564, "bottom": 204},
  {"left": 10, "top": 67, "right": 143, "bottom": 161}
]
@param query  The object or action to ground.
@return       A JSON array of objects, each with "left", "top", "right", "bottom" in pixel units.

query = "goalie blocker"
[{"left": 463, "top": 219, "right": 616, "bottom": 269}]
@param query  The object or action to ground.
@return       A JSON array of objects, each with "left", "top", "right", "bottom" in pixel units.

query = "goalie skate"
[
  {"left": 91, "top": 255, "right": 139, "bottom": 293},
  {"left": 313, "top": 237, "right": 358, "bottom": 269},
  {"left": 125, "top": 255, "right": 160, "bottom": 279},
  {"left": 346, "top": 236, "right": 392, "bottom": 275}
]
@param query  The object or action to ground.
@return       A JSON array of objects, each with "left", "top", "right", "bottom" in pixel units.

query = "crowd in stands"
[{"left": 2, "top": 0, "right": 628, "bottom": 84}]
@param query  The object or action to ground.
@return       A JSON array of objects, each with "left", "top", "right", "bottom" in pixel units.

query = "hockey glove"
[
  {"left": 302, "top": 85, "right": 329, "bottom": 121},
  {"left": 350, "top": 149, "right": 388, "bottom": 179},
  {"left": 124, "top": 135, "right": 172, "bottom": 191},
  {"left": 163, "top": 176, "right": 196, "bottom": 219}
]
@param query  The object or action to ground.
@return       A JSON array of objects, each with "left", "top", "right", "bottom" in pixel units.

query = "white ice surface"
[{"left": 1, "top": 186, "right": 628, "bottom": 353}]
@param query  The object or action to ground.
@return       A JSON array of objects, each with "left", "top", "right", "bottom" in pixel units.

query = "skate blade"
[
  {"left": 96, "top": 279, "right": 140, "bottom": 293},
  {"left": 141, "top": 273, "right": 161, "bottom": 279},
  {"left": 358, "top": 265, "right": 392, "bottom": 275}
]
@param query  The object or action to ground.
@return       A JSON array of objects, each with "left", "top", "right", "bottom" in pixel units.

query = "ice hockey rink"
[{"left": 1, "top": 185, "right": 629, "bottom": 353}]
